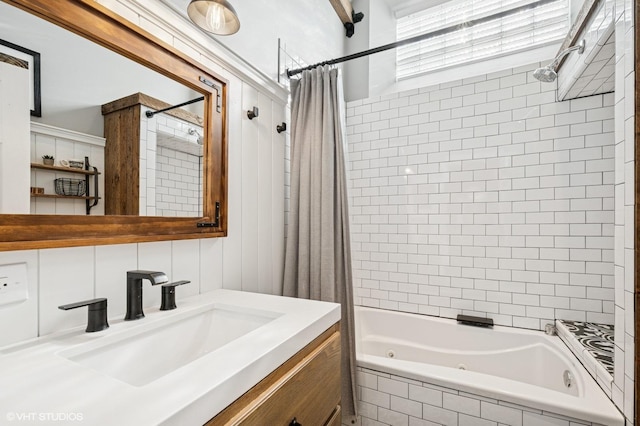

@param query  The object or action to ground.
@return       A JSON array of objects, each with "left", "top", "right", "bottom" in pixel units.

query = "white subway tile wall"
[
  {"left": 355, "top": 367, "right": 609, "bottom": 426},
  {"left": 140, "top": 108, "right": 203, "bottom": 217},
  {"left": 346, "top": 63, "right": 615, "bottom": 331},
  {"left": 155, "top": 146, "right": 202, "bottom": 217},
  {"left": 612, "top": 0, "right": 635, "bottom": 422},
  {"left": 557, "top": 0, "right": 616, "bottom": 101},
  {"left": 140, "top": 106, "right": 157, "bottom": 216}
]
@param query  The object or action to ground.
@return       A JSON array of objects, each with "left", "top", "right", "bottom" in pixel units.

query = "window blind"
[{"left": 396, "top": 0, "right": 569, "bottom": 80}]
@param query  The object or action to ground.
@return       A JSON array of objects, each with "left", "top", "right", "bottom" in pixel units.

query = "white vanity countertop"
[{"left": 0, "top": 290, "right": 341, "bottom": 425}]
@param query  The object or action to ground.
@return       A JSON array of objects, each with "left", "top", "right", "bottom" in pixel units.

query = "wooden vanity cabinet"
[{"left": 207, "top": 323, "right": 341, "bottom": 426}]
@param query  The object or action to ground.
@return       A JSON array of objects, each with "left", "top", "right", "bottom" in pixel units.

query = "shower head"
[
  {"left": 533, "top": 39, "right": 586, "bottom": 83},
  {"left": 533, "top": 66, "right": 557, "bottom": 82},
  {"left": 188, "top": 128, "right": 204, "bottom": 145}
]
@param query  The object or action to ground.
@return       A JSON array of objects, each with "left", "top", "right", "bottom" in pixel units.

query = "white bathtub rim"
[
  {"left": 361, "top": 335, "right": 585, "bottom": 362},
  {"left": 357, "top": 306, "right": 562, "bottom": 348},
  {"left": 358, "top": 353, "right": 624, "bottom": 426}
]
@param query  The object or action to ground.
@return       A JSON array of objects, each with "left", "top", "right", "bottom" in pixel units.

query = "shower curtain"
[{"left": 283, "top": 65, "right": 357, "bottom": 420}]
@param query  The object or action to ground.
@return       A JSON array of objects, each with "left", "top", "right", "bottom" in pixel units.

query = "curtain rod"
[
  {"left": 286, "top": 0, "right": 559, "bottom": 78},
  {"left": 145, "top": 96, "right": 205, "bottom": 118}
]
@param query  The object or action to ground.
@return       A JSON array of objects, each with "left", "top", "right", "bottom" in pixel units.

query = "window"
[{"left": 396, "top": 0, "right": 569, "bottom": 80}]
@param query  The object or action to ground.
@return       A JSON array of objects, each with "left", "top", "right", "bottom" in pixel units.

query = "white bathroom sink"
[
  {"left": 60, "top": 305, "right": 280, "bottom": 386},
  {"left": 0, "top": 290, "right": 340, "bottom": 426}
]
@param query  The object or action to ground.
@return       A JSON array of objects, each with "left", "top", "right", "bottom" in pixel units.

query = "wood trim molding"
[
  {"left": 328, "top": 0, "right": 354, "bottom": 24},
  {"left": 0, "top": 0, "right": 229, "bottom": 250},
  {"left": 31, "top": 122, "right": 106, "bottom": 147}
]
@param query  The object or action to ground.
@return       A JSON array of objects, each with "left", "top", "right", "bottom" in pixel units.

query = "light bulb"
[
  {"left": 187, "top": 0, "right": 240, "bottom": 35},
  {"left": 205, "top": 3, "right": 225, "bottom": 32}
]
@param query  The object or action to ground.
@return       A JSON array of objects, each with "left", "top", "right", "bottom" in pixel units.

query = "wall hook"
[
  {"left": 276, "top": 122, "right": 287, "bottom": 133},
  {"left": 247, "top": 106, "right": 259, "bottom": 120}
]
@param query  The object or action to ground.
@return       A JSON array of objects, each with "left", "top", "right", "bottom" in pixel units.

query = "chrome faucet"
[
  {"left": 545, "top": 323, "right": 557, "bottom": 336},
  {"left": 124, "top": 270, "right": 169, "bottom": 321}
]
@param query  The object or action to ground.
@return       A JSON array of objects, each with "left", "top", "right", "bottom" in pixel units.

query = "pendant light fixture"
[{"left": 187, "top": 0, "right": 240, "bottom": 35}]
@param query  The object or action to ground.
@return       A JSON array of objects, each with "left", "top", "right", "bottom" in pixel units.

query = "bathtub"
[{"left": 355, "top": 307, "right": 624, "bottom": 426}]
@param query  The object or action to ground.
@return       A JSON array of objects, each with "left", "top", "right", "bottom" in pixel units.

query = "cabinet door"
[
  {"left": 324, "top": 405, "right": 342, "bottom": 426},
  {"left": 208, "top": 327, "right": 341, "bottom": 426},
  {"left": 240, "top": 331, "right": 341, "bottom": 425}
]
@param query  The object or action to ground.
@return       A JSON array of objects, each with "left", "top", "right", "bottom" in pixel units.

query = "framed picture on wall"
[{"left": 0, "top": 38, "right": 41, "bottom": 117}]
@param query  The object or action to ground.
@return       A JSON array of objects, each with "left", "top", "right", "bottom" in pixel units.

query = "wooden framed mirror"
[{"left": 0, "top": 0, "right": 228, "bottom": 250}]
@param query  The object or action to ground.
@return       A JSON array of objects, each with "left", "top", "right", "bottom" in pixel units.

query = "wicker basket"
[{"left": 54, "top": 178, "right": 86, "bottom": 196}]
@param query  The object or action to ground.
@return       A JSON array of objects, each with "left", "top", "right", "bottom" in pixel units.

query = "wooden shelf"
[
  {"left": 30, "top": 194, "right": 100, "bottom": 201},
  {"left": 30, "top": 163, "right": 100, "bottom": 175},
  {"left": 30, "top": 159, "right": 101, "bottom": 215}
]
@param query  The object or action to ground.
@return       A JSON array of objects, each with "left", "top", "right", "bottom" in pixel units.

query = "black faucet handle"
[
  {"left": 58, "top": 298, "right": 109, "bottom": 332},
  {"left": 160, "top": 280, "right": 191, "bottom": 311},
  {"left": 162, "top": 280, "right": 190, "bottom": 288},
  {"left": 59, "top": 297, "right": 107, "bottom": 311}
]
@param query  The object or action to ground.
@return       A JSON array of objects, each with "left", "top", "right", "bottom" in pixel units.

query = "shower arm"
[{"left": 548, "top": 39, "right": 586, "bottom": 70}]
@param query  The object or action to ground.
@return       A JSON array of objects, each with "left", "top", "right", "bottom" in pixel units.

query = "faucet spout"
[
  {"left": 127, "top": 270, "right": 169, "bottom": 285},
  {"left": 124, "top": 270, "right": 169, "bottom": 321}
]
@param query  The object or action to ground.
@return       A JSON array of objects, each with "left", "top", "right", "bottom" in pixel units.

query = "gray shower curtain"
[{"left": 283, "top": 65, "right": 357, "bottom": 420}]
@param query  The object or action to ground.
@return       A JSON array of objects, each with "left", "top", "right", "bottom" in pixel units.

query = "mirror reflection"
[{"left": 0, "top": 1, "right": 205, "bottom": 217}]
